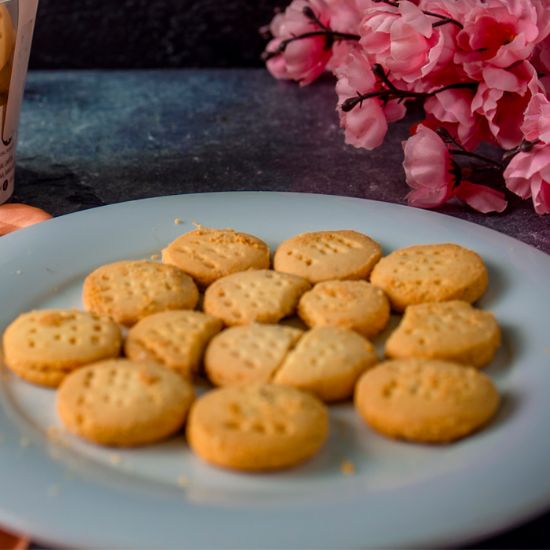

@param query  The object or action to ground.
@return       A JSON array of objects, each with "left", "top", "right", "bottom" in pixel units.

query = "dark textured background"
[{"left": 29, "top": 0, "right": 282, "bottom": 69}]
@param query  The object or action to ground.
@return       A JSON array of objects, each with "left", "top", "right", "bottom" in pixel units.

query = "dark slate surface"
[
  {"left": 30, "top": 0, "right": 282, "bottom": 69},
  {"left": 8, "top": 69, "right": 550, "bottom": 549},
  {"left": 13, "top": 69, "right": 550, "bottom": 253}
]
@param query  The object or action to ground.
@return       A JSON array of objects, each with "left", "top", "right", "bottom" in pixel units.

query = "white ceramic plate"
[{"left": 1, "top": 192, "right": 549, "bottom": 549}]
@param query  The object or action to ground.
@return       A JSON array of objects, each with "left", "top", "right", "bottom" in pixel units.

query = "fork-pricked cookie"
[
  {"left": 354, "top": 358, "right": 500, "bottom": 443},
  {"left": 203, "top": 269, "right": 311, "bottom": 326},
  {"left": 298, "top": 280, "right": 390, "bottom": 338},
  {"left": 83, "top": 260, "right": 199, "bottom": 326},
  {"left": 162, "top": 227, "right": 270, "bottom": 288},
  {"left": 57, "top": 359, "right": 195, "bottom": 447},
  {"left": 369, "top": 243, "right": 488, "bottom": 312},
  {"left": 273, "top": 230, "right": 382, "bottom": 283},
  {"left": 2, "top": 309, "right": 121, "bottom": 387},
  {"left": 125, "top": 310, "right": 223, "bottom": 379},
  {"left": 273, "top": 326, "right": 378, "bottom": 402},
  {"left": 205, "top": 324, "right": 303, "bottom": 386},
  {"left": 385, "top": 301, "right": 501, "bottom": 368},
  {"left": 186, "top": 384, "right": 329, "bottom": 471}
]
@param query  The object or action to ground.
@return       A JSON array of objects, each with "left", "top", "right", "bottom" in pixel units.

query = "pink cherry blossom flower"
[
  {"left": 335, "top": 49, "right": 406, "bottom": 150},
  {"left": 455, "top": 0, "right": 540, "bottom": 79},
  {"left": 359, "top": 0, "right": 460, "bottom": 84},
  {"left": 531, "top": 0, "right": 550, "bottom": 44},
  {"left": 471, "top": 61, "right": 543, "bottom": 149},
  {"left": 424, "top": 88, "right": 491, "bottom": 149},
  {"left": 402, "top": 124, "right": 454, "bottom": 208},
  {"left": 531, "top": 37, "right": 550, "bottom": 93},
  {"left": 521, "top": 93, "right": 550, "bottom": 143},
  {"left": 326, "top": 0, "right": 367, "bottom": 71},
  {"left": 453, "top": 180, "right": 507, "bottom": 213},
  {"left": 504, "top": 143, "right": 550, "bottom": 214},
  {"left": 265, "top": 0, "right": 333, "bottom": 86}
]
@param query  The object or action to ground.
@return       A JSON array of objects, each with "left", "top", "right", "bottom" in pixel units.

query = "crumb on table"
[
  {"left": 340, "top": 460, "right": 356, "bottom": 475},
  {"left": 177, "top": 474, "right": 189, "bottom": 487}
]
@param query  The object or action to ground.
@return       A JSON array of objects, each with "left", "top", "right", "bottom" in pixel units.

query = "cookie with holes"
[
  {"left": 203, "top": 269, "right": 311, "bottom": 326},
  {"left": 205, "top": 324, "right": 303, "bottom": 386},
  {"left": 273, "top": 230, "right": 382, "bottom": 283},
  {"left": 298, "top": 280, "right": 390, "bottom": 338},
  {"left": 186, "top": 383, "right": 329, "bottom": 471},
  {"left": 57, "top": 359, "right": 195, "bottom": 447},
  {"left": 385, "top": 301, "right": 501, "bottom": 368},
  {"left": 273, "top": 326, "right": 378, "bottom": 402},
  {"left": 162, "top": 226, "right": 270, "bottom": 288},
  {"left": 369, "top": 243, "right": 488, "bottom": 312},
  {"left": 354, "top": 358, "right": 500, "bottom": 443},
  {"left": 2, "top": 309, "right": 121, "bottom": 387},
  {"left": 125, "top": 310, "right": 223, "bottom": 379},
  {"left": 83, "top": 260, "right": 199, "bottom": 326}
]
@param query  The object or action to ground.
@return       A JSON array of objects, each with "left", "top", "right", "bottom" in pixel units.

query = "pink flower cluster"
[{"left": 263, "top": 0, "right": 550, "bottom": 214}]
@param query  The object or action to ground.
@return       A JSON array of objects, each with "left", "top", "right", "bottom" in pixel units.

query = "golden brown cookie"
[
  {"left": 298, "top": 280, "right": 390, "bottom": 338},
  {"left": 205, "top": 324, "right": 303, "bottom": 386},
  {"left": 82, "top": 260, "right": 199, "bottom": 326},
  {"left": 162, "top": 227, "right": 270, "bottom": 287},
  {"left": 2, "top": 309, "right": 121, "bottom": 387},
  {"left": 369, "top": 243, "right": 488, "bottom": 312},
  {"left": 354, "top": 358, "right": 500, "bottom": 443},
  {"left": 203, "top": 269, "right": 311, "bottom": 326},
  {"left": 57, "top": 359, "right": 195, "bottom": 447},
  {"left": 385, "top": 301, "right": 501, "bottom": 368},
  {"left": 273, "top": 326, "right": 378, "bottom": 402},
  {"left": 125, "top": 310, "right": 223, "bottom": 378},
  {"left": 273, "top": 230, "right": 382, "bottom": 283},
  {"left": 186, "top": 384, "right": 329, "bottom": 471}
]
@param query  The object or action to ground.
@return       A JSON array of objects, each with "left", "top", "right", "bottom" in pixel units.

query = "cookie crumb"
[
  {"left": 340, "top": 460, "right": 355, "bottom": 475},
  {"left": 174, "top": 217, "right": 184, "bottom": 225},
  {"left": 19, "top": 436, "right": 31, "bottom": 448},
  {"left": 47, "top": 484, "right": 60, "bottom": 497},
  {"left": 150, "top": 253, "right": 161, "bottom": 261},
  {"left": 109, "top": 453, "right": 122, "bottom": 465},
  {"left": 177, "top": 474, "right": 189, "bottom": 487},
  {"left": 47, "top": 426, "right": 62, "bottom": 442}
]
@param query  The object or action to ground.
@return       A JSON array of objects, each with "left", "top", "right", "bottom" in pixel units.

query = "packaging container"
[{"left": 0, "top": 0, "right": 39, "bottom": 204}]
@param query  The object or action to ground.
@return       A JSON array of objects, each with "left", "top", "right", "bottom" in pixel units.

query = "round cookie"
[
  {"left": 203, "top": 269, "right": 311, "bottom": 326},
  {"left": 354, "top": 358, "right": 500, "bottom": 443},
  {"left": 385, "top": 301, "right": 501, "bottom": 368},
  {"left": 57, "top": 359, "right": 195, "bottom": 447},
  {"left": 125, "top": 310, "right": 223, "bottom": 379},
  {"left": 83, "top": 260, "right": 199, "bottom": 326},
  {"left": 273, "top": 230, "right": 382, "bottom": 283},
  {"left": 298, "top": 280, "right": 390, "bottom": 338},
  {"left": 186, "top": 384, "right": 329, "bottom": 471},
  {"left": 2, "top": 309, "right": 121, "bottom": 387},
  {"left": 369, "top": 243, "right": 488, "bottom": 312},
  {"left": 205, "top": 324, "right": 304, "bottom": 386},
  {"left": 162, "top": 227, "right": 270, "bottom": 287},
  {"left": 273, "top": 326, "right": 378, "bottom": 402}
]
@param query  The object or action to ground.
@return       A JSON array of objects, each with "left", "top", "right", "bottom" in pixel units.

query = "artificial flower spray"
[{"left": 263, "top": 0, "right": 550, "bottom": 214}]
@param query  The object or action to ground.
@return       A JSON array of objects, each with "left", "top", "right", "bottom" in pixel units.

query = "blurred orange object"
[
  {"left": 0, "top": 527, "right": 29, "bottom": 550},
  {"left": 0, "top": 203, "right": 52, "bottom": 236}
]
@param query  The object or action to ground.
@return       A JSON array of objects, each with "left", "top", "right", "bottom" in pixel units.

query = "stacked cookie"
[{"left": 1, "top": 226, "right": 503, "bottom": 472}]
